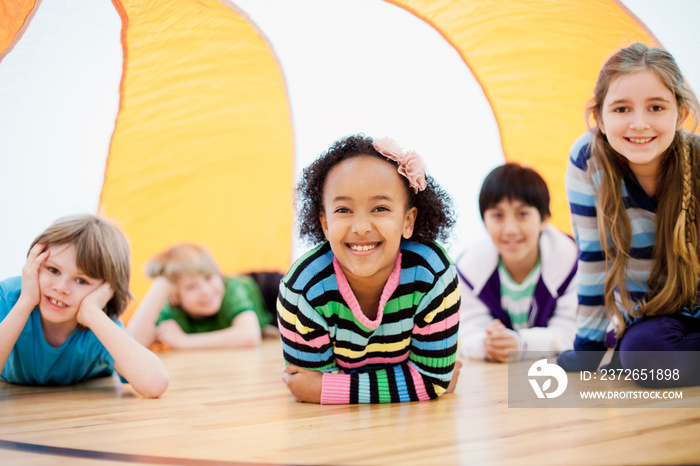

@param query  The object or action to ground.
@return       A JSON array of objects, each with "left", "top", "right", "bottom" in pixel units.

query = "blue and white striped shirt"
[{"left": 566, "top": 133, "right": 657, "bottom": 350}]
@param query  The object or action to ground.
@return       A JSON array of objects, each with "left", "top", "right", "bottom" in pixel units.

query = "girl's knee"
[
  {"left": 619, "top": 317, "right": 700, "bottom": 388},
  {"left": 619, "top": 317, "right": 686, "bottom": 352}
]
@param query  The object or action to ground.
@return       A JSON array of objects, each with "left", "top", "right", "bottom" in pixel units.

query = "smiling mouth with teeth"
[
  {"left": 348, "top": 243, "right": 378, "bottom": 252},
  {"left": 627, "top": 137, "right": 654, "bottom": 143},
  {"left": 48, "top": 297, "right": 68, "bottom": 308}
]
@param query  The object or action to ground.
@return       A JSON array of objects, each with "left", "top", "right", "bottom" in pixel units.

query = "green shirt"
[
  {"left": 498, "top": 258, "right": 541, "bottom": 330},
  {"left": 156, "top": 275, "right": 272, "bottom": 333}
]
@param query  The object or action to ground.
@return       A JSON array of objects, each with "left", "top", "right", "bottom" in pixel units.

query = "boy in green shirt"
[{"left": 128, "top": 243, "right": 280, "bottom": 349}]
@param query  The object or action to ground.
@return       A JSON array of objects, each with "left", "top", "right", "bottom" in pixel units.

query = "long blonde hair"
[{"left": 587, "top": 43, "right": 700, "bottom": 336}]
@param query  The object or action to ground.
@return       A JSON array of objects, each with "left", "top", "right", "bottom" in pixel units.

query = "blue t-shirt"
[{"left": 0, "top": 276, "right": 121, "bottom": 386}]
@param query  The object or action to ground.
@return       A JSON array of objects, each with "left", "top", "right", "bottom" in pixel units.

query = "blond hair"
[
  {"left": 145, "top": 243, "right": 221, "bottom": 282},
  {"left": 29, "top": 214, "right": 132, "bottom": 320},
  {"left": 586, "top": 43, "right": 700, "bottom": 336}
]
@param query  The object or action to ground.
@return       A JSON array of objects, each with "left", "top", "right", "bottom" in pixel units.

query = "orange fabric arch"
[
  {"left": 0, "top": 0, "right": 35, "bottom": 56},
  {"left": 387, "top": 0, "right": 658, "bottom": 233},
  {"left": 102, "top": 0, "right": 294, "bottom": 321}
]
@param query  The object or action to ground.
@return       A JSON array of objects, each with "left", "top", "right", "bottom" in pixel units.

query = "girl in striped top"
[
  {"left": 278, "top": 134, "right": 459, "bottom": 404},
  {"left": 558, "top": 43, "right": 700, "bottom": 387}
]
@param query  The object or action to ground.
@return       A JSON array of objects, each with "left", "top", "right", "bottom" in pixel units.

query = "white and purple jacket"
[{"left": 456, "top": 224, "right": 578, "bottom": 360}]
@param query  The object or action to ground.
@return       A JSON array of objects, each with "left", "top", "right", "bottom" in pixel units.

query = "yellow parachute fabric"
[
  {"left": 387, "top": 0, "right": 658, "bottom": 233},
  {"left": 0, "top": 0, "right": 35, "bottom": 55},
  {"left": 101, "top": 0, "right": 294, "bottom": 321}
]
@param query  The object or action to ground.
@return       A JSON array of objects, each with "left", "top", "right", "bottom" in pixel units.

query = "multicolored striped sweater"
[{"left": 278, "top": 240, "right": 460, "bottom": 404}]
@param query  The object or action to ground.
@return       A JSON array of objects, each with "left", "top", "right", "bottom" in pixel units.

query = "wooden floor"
[{"left": 2, "top": 339, "right": 699, "bottom": 465}]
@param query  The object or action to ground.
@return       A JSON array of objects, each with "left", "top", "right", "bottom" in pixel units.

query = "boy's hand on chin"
[
  {"left": 152, "top": 275, "right": 176, "bottom": 295},
  {"left": 77, "top": 282, "right": 114, "bottom": 327},
  {"left": 19, "top": 243, "right": 49, "bottom": 308}
]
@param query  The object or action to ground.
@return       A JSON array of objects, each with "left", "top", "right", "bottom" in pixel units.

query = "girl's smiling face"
[
  {"left": 598, "top": 69, "right": 687, "bottom": 181},
  {"left": 319, "top": 155, "right": 417, "bottom": 288},
  {"left": 38, "top": 244, "right": 104, "bottom": 332}
]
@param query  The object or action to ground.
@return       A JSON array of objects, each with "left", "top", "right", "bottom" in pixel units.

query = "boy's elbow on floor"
[
  {"left": 239, "top": 332, "right": 262, "bottom": 348},
  {"left": 135, "top": 362, "right": 170, "bottom": 398},
  {"left": 140, "top": 374, "right": 169, "bottom": 399}
]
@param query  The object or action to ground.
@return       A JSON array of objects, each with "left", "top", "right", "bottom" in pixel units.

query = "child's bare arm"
[
  {"left": 0, "top": 301, "right": 36, "bottom": 377},
  {"left": 79, "top": 284, "right": 169, "bottom": 398},
  {"left": 126, "top": 277, "right": 173, "bottom": 347},
  {"left": 0, "top": 245, "right": 49, "bottom": 376},
  {"left": 156, "top": 310, "right": 262, "bottom": 349}
]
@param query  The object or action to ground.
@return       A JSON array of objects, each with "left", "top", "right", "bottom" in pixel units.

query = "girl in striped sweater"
[
  {"left": 558, "top": 43, "right": 700, "bottom": 387},
  {"left": 278, "top": 134, "right": 460, "bottom": 403}
]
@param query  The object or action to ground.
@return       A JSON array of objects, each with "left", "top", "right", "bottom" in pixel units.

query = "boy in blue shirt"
[{"left": 0, "top": 215, "right": 169, "bottom": 397}]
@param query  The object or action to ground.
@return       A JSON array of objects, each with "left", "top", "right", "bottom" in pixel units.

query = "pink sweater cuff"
[{"left": 320, "top": 372, "right": 352, "bottom": 405}]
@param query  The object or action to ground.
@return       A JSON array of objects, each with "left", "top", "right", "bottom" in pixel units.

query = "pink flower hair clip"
[{"left": 372, "top": 137, "right": 427, "bottom": 193}]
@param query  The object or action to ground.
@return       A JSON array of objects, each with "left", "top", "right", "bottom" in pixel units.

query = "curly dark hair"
[{"left": 296, "top": 134, "right": 455, "bottom": 245}]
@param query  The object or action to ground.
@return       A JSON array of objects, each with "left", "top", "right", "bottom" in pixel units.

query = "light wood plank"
[{"left": 1, "top": 339, "right": 698, "bottom": 465}]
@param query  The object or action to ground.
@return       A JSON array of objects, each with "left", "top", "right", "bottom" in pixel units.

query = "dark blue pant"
[{"left": 619, "top": 315, "right": 700, "bottom": 388}]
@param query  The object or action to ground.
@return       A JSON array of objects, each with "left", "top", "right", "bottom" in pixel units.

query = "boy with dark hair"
[{"left": 456, "top": 163, "right": 578, "bottom": 362}]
